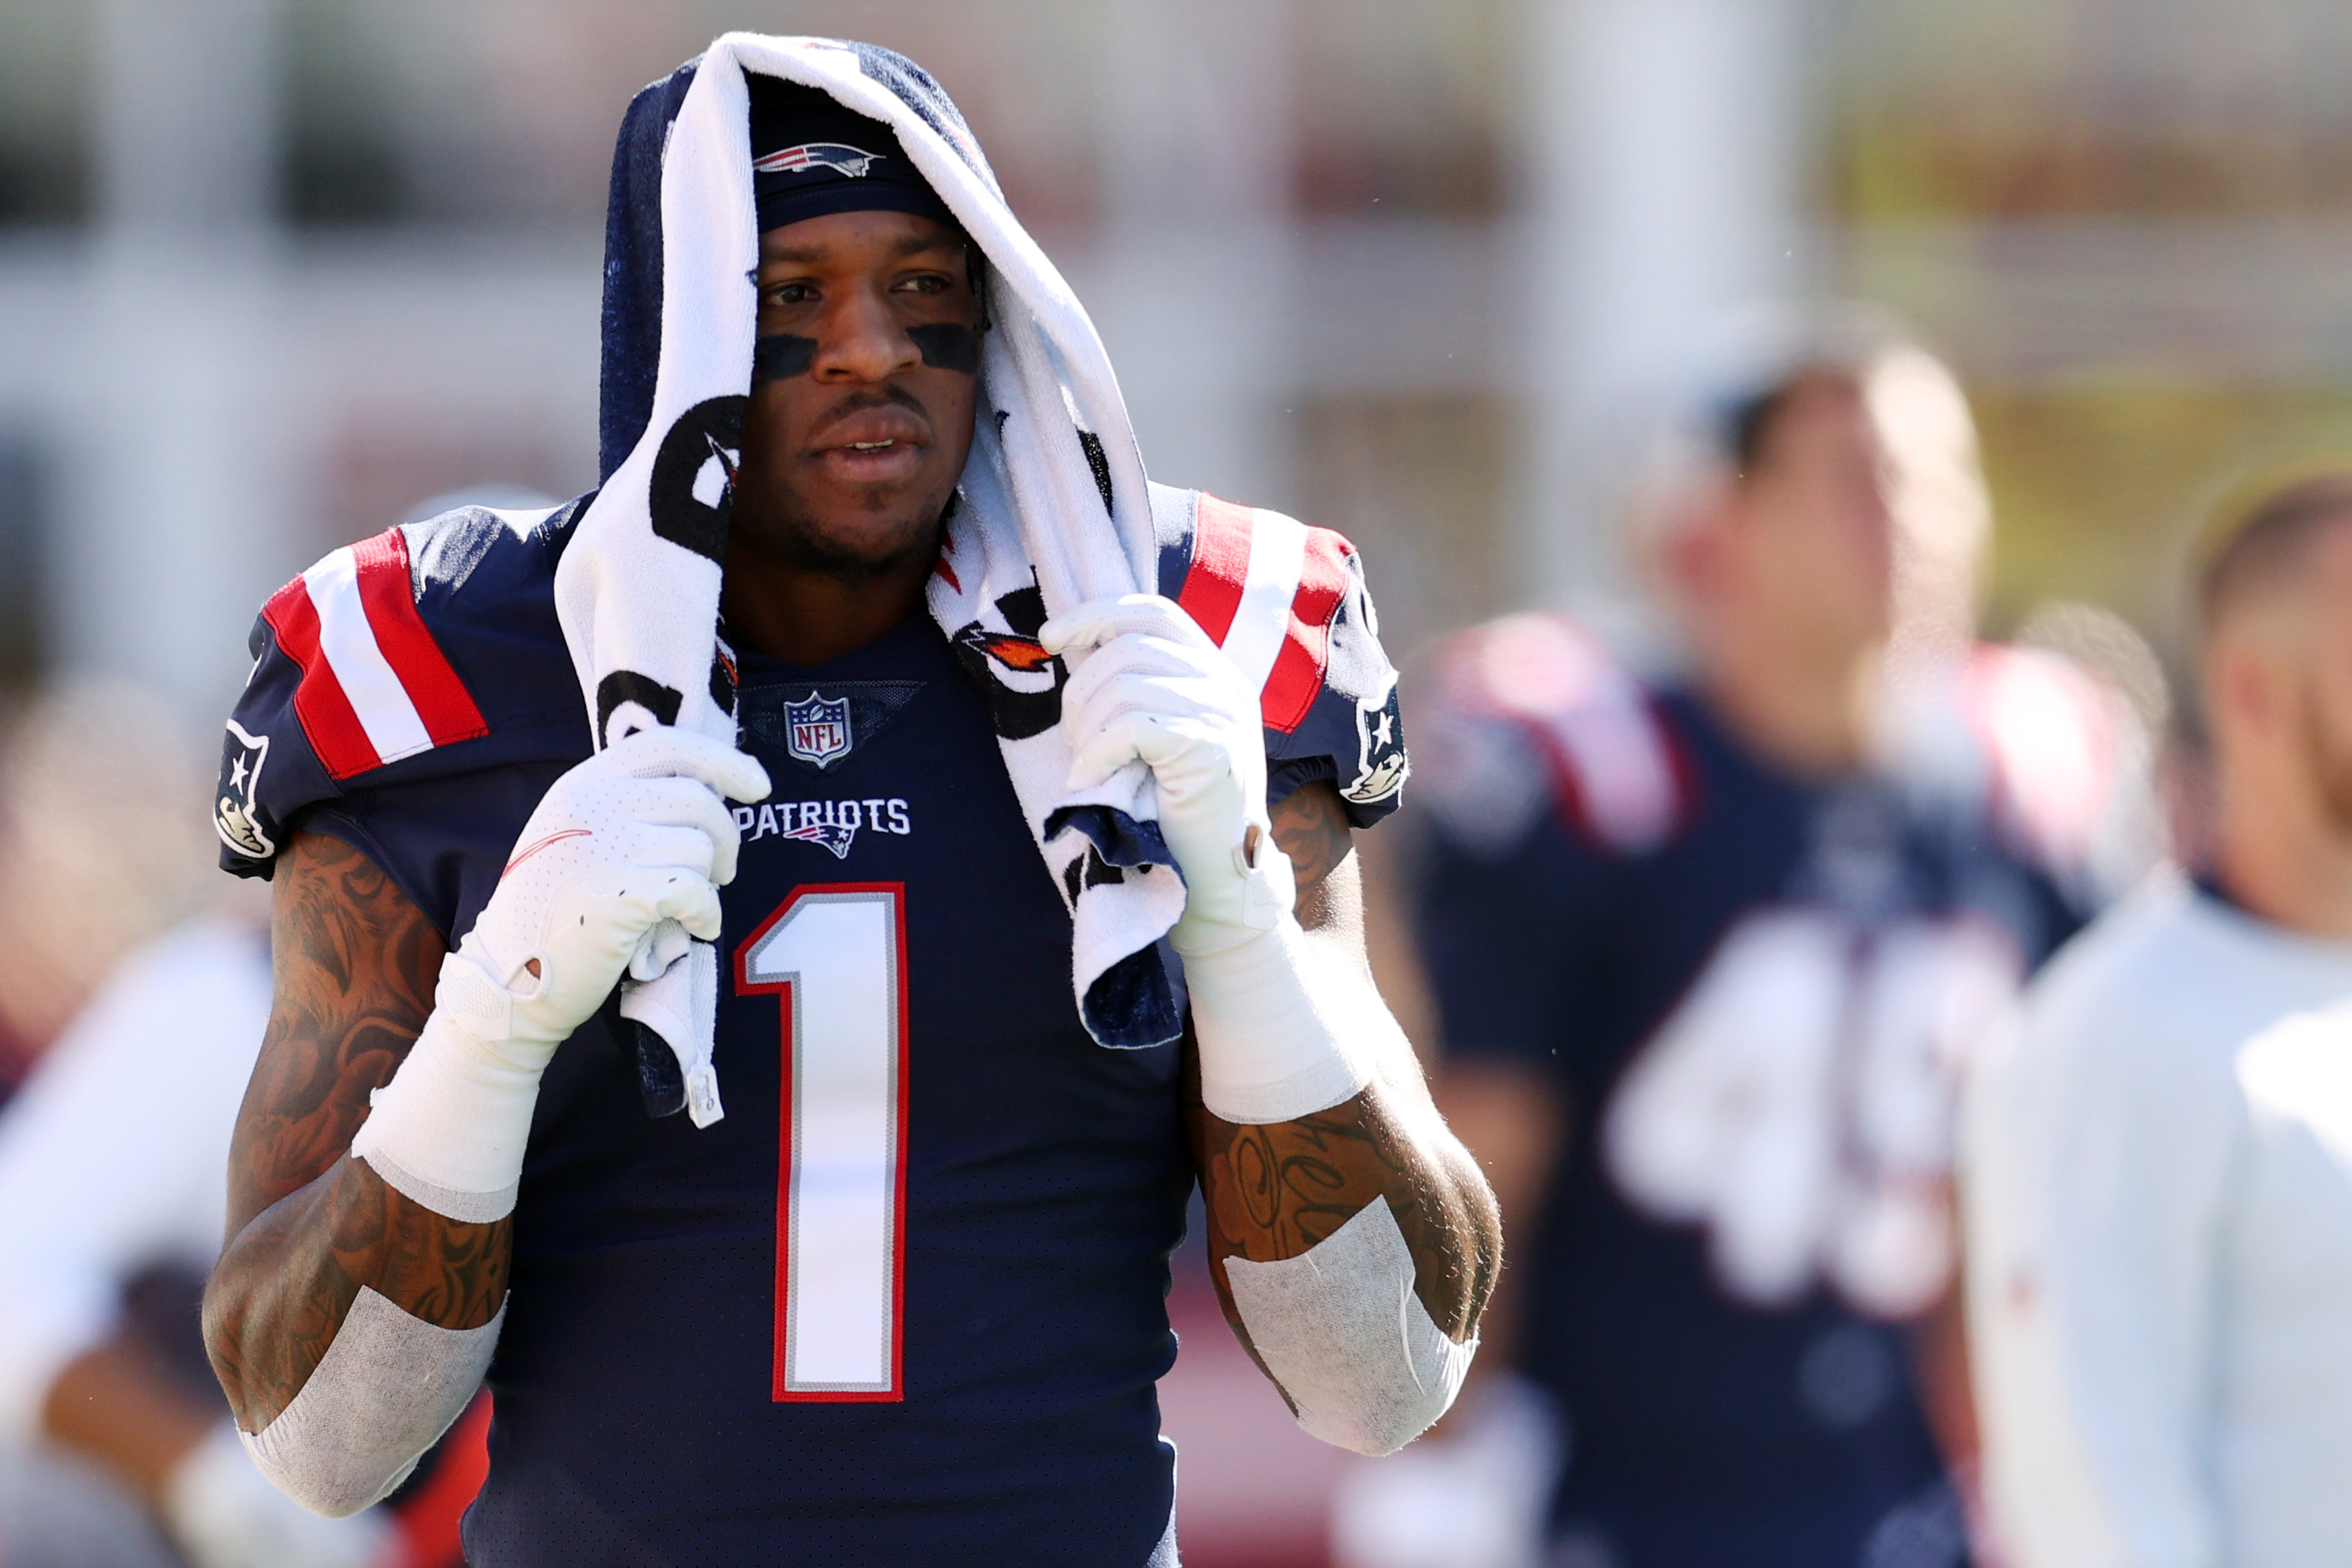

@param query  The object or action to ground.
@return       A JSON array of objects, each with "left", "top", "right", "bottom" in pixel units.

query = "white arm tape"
[
  {"left": 241, "top": 1286, "right": 502, "bottom": 1517},
  {"left": 348, "top": 994, "right": 540, "bottom": 1224},
  {"left": 1183, "top": 917, "right": 1381, "bottom": 1125},
  {"left": 1224, "top": 1197, "right": 1477, "bottom": 1457}
]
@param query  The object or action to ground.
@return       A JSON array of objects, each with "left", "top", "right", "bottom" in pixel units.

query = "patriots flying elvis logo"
[
  {"left": 782, "top": 817, "right": 859, "bottom": 859},
  {"left": 754, "top": 143, "right": 886, "bottom": 178}
]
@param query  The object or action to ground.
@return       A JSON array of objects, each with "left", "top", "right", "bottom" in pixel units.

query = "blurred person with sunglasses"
[
  {"left": 1391, "top": 320, "right": 2144, "bottom": 1568},
  {"left": 1967, "top": 470, "right": 2352, "bottom": 1568}
]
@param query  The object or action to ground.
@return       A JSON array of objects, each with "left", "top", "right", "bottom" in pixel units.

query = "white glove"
[
  {"left": 163, "top": 1422, "right": 393, "bottom": 1568},
  {"left": 352, "top": 728, "right": 770, "bottom": 1220},
  {"left": 1040, "top": 594, "right": 1294, "bottom": 952},
  {"left": 1042, "top": 596, "right": 1376, "bottom": 1123}
]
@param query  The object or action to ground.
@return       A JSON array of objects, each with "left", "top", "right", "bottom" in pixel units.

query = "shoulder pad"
[
  {"left": 1420, "top": 614, "right": 1685, "bottom": 857},
  {"left": 215, "top": 499, "right": 591, "bottom": 874},
  {"left": 1960, "top": 642, "right": 2131, "bottom": 876},
  {"left": 1151, "top": 483, "right": 1406, "bottom": 826}
]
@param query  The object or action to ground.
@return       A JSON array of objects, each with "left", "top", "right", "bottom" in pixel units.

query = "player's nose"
[{"left": 811, "top": 286, "right": 922, "bottom": 383}]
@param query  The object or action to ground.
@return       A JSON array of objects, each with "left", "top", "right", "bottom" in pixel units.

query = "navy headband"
[{"left": 747, "top": 75, "right": 958, "bottom": 236}]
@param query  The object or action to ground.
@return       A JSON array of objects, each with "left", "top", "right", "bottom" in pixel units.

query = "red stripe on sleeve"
[
  {"left": 1175, "top": 494, "right": 1254, "bottom": 646},
  {"left": 1259, "top": 528, "right": 1356, "bottom": 734},
  {"left": 261, "top": 577, "right": 382, "bottom": 781},
  {"left": 351, "top": 529, "right": 490, "bottom": 748}
]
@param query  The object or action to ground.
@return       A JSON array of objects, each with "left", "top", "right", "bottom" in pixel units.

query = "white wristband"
[
  {"left": 1183, "top": 916, "right": 1380, "bottom": 1125},
  {"left": 348, "top": 1004, "right": 541, "bottom": 1224}
]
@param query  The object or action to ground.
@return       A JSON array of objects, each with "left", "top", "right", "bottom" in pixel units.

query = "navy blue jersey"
[
  {"left": 215, "top": 497, "right": 1401, "bottom": 1566},
  {"left": 1408, "top": 616, "right": 2111, "bottom": 1568}
]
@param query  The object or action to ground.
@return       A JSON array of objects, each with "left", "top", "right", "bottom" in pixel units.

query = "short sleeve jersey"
[
  {"left": 213, "top": 493, "right": 1404, "bottom": 1567},
  {"left": 1407, "top": 616, "right": 2100, "bottom": 1568}
]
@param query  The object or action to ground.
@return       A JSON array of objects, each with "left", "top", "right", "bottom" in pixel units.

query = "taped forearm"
[
  {"left": 241, "top": 1286, "right": 501, "bottom": 1517},
  {"left": 1183, "top": 908, "right": 1388, "bottom": 1125},
  {"left": 347, "top": 957, "right": 542, "bottom": 1223},
  {"left": 1224, "top": 1198, "right": 1477, "bottom": 1457}
]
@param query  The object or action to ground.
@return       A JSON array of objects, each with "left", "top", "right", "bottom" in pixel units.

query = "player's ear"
[
  {"left": 1654, "top": 486, "right": 1731, "bottom": 607},
  {"left": 2208, "top": 634, "right": 2280, "bottom": 743}
]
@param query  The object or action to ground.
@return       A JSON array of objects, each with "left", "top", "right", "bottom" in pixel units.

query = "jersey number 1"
[{"left": 736, "top": 884, "right": 909, "bottom": 1402}]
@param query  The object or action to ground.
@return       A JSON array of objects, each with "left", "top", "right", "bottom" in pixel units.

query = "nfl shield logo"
[{"left": 785, "top": 693, "right": 854, "bottom": 769}]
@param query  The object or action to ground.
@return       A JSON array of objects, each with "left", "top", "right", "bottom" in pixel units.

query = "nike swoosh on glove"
[
  {"left": 447, "top": 727, "right": 769, "bottom": 1063},
  {"left": 352, "top": 728, "right": 769, "bottom": 1220},
  {"left": 1040, "top": 593, "right": 1293, "bottom": 953}
]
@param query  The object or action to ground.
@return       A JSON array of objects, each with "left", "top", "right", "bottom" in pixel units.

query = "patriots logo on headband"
[{"left": 754, "top": 143, "right": 885, "bottom": 178}]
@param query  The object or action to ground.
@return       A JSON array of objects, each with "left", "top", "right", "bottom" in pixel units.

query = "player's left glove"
[
  {"left": 1041, "top": 594, "right": 1294, "bottom": 952},
  {"left": 1045, "top": 597, "right": 1471, "bottom": 1454},
  {"left": 1041, "top": 595, "right": 1372, "bottom": 1123}
]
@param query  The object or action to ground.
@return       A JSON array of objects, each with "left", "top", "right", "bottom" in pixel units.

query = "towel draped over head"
[{"left": 559, "top": 34, "right": 1193, "bottom": 1122}]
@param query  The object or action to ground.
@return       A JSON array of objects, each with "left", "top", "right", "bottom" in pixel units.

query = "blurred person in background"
[
  {"left": 1391, "top": 320, "right": 2143, "bottom": 1568},
  {"left": 0, "top": 686, "right": 219, "bottom": 1102},
  {"left": 1966, "top": 470, "right": 2352, "bottom": 1568},
  {"left": 0, "top": 684, "right": 483, "bottom": 1568}
]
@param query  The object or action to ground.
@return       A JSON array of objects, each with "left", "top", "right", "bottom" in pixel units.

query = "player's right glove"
[{"left": 351, "top": 728, "right": 769, "bottom": 1221}]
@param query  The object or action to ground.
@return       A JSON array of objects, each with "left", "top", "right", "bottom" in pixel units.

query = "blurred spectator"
[
  {"left": 0, "top": 680, "right": 483, "bottom": 1568},
  {"left": 1384, "top": 319, "right": 2140, "bottom": 1568},
  {"left": 0, "top": 684, "right": 217, "bottom": 1097},
  {"left": 0, "top": 894, "right": 397, "bottom": 1568},
  {"left": 1966, "top": 470, "right": 2352, "bottom": 1567}
]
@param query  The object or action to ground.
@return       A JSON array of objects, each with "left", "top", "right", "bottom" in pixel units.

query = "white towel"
[{"left": 555, "top": 34, "right": 1189, "bottom": 1121}]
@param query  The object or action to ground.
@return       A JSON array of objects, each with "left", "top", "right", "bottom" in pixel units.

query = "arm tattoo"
[
  {"left": 205, "top": 832, "right": 510, "bottom": 1433},
  {"left": 1188, "top": 1063, "right": 1497, "bottom": 1343},
  {"left": 1186, "top": 781, "right": 1502, "bottom": 1352},
  {"left": 226, "top": 833, "right": 441, "bottom": 1233},
  {"left": 1269, "top": 779, "right": 1355, "bottom": 910}
]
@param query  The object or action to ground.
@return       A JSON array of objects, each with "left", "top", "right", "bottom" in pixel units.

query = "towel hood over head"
[{"left": 563, "top": 35, "right": 1186, "bottom": 1065}]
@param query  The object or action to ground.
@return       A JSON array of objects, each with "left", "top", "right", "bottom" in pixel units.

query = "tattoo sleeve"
[
  {"left": 203, "top": 832, "right": 511, "bottom": 1433},
  {"left": 1187, "top": 782, "right": 1502, "bottom": 1355}
]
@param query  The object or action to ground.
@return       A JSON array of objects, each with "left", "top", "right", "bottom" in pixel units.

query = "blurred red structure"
[{"left": 385, "top": 1394, "right": 491, "bottom": 1568}]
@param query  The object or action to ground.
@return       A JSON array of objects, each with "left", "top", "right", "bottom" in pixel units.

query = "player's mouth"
[{"left": 809, "top": 409, "right": 929, "bottom": 483}]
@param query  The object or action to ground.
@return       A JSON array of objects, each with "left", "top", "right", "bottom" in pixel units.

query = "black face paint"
[
  {"left": 752, "top": 334, "right": 816, "bottom": 384},
  {"left": 753, "top": 321, "right": 982, "bottom": 384},
  {"left": 907, "top": 323, "right": 982, "bottom": 374}
]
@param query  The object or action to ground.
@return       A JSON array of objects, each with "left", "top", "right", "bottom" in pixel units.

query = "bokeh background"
[{"left": 2, "top": 1, "right": 2347, "bottom": 1564}]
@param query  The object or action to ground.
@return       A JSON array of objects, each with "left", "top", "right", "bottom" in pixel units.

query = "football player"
[
  {"left": 1408, "top": 325, "right": 2114, "bottom": 1566},
  {"left": 197, "top": 37, "right": 1496, "bottom": 1568}
]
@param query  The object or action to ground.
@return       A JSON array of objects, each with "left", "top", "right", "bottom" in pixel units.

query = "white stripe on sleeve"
[
  {"left": 1219, "top": 509, "right": 1307, "bottom": 694},
  {"left": 304, "top": 547, "right": 434, "bottom": 766}
]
